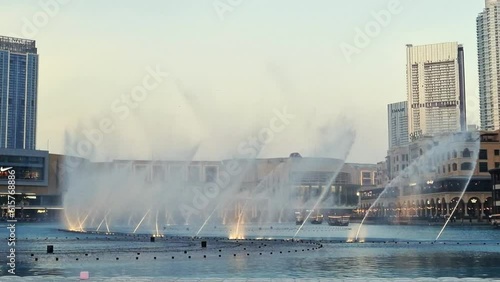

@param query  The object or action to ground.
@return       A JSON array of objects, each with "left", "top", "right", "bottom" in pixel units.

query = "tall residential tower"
[
  {"left": 387, "top": 101, "right": 408, "bottom": 149},
  {"left": 406, "top": 42, "right": 466, "bottom": 138},
  {"left": 0, "top": 36, "right": 39, "bottom": 150},
  {"left": 477, "top": 0, "right": 500, "bottom": 130}
]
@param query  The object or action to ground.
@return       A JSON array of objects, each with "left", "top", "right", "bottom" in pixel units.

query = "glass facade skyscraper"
[
  {"left": 477, "top": 0, "right": 500, "bottom": 130},
  {"left": 0, "top": 36, "right": 38, "bottom": 150},
  {"left": 387, "top": 101, "right": 408, "bottom": 150}
]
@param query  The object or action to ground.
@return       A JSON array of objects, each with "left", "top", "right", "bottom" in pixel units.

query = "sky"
[{"left": 0, "top": 0, "right": 486, "bottom": 163}]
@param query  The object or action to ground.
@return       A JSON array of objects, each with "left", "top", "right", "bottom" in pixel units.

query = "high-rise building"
[
  {"left": 0, "top": 36, "right": 38, "bottom": 150},
  {"left": 477, "top": 0, "right": 500, "bottom": 130},
  {"left": 406, "top": 42, "right": 466, "bottom": 138},
  {"left": 387, "top": 101, "right": 409, "bottom": 149}
]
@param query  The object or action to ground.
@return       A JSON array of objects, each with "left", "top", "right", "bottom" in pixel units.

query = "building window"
[
  {"left": 479, "top": 162, "right": 489, "bottom": 172},
  {"left": 479, "top": 149, "right": 488, "bottom": 160},
  {"left": 463, "top": 149, "right": 471, "bottom": 158},
  {"left": 169, "top": 166, "right": 184, "bottom": 181},
  {"left": 453, "top": 150, "right": 457, "bottom": 158},
  {"left": 448, "top": 164, "right": 451, "bottom": 172},
  {"left": 153, "top": 166, "right": 165, "bottom": 181},
  {"left": 188, "top": 166, "right": 200, "bottom": 182},
  {"left": 495, "top": 162, "right": 500, "bottom": 168},
  {"left": 461, "top": 162, "right": 473, "bottom": 171},
  {"left": 205, "top": 166, "right": 218, "bottom": 182},
  {"left": 495, "top": 150, "right": 500, "bottom": 156},
  {"left": 452, "top": 163, "right": 457, "bottom": 171}
]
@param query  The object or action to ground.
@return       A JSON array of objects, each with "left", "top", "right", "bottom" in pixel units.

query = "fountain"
[
  {"left": 353, "top": 131, "right": 480, "bottom": 242},
  {"left": 61, "top": 116, "right": 360, "bottom": 241}
]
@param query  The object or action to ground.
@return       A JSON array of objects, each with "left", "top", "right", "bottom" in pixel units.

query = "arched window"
[
  {"left": 461, "top": 162, "right": 473, "bottom": 171},
  {"left": 452, "top": 163, "right": 457, "bottom": 171},
  {"left": 463, "top": 148, "right": 471, "bottom": 158},
  {"left": 453, "top": 150, "right": 457, "bottom": 158}
]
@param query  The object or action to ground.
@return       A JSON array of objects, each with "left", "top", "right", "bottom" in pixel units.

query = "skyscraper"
[
  {"left": 406, "top": 42, "right": 466, "bottom": 138},
  {"left": 0, "top": 36, "right": 38, "bottom": 150},
  {"left": 387, "top": 101, "right": 408, "bottom": 149},
  {"left": 477, "top": 0, "right": 500, "bottom": 130}
]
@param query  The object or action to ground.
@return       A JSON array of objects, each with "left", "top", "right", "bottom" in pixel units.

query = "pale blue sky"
[{"left": 0, "top": 0, "right": 486, "bottom": 163}]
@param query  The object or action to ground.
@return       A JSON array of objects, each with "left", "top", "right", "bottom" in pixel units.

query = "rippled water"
[{"left": 0, "top": 222, "right": 499, "bottom": 280}]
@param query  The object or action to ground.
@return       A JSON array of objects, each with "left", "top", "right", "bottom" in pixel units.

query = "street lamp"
[{"left": 356, "top": 192, "right": 361, "bottom": 216}]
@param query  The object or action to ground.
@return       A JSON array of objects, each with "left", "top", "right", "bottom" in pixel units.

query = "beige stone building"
[
  {"left": 1, "top": 149, "right": 377, "bottom": 222},
  {"left": 360, "top": 130, "right": 500, "bottom": 220}
]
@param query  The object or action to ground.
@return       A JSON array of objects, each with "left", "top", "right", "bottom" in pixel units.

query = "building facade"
[
  {"left": 388, "top": 101, "right": 409, "bottom": 149},
  {"left": 0, "top": 149, "right": 65, "bottom": 220},
  {"left": 489, "top": 168, "right": 500, "bottom": 214},
  {"left": 406, "top": 42, "right": 466, "bottom": 138},
  {"left": 477, "top": 0, "right": 500, "bottom": 130},
  {"left": 361, "top": 130, "right": 500, "bottom": 220},
  {"left": 0, "top": 36, "right": 39, "bottom": 150},
  {"left": 0, "top": 151, "right": 377, "bottom": 222},
  {"left": 386, "top": 145, "right": 410, "bottom": 181}
]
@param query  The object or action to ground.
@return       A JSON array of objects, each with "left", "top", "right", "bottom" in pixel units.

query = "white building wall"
[
  {"left": 478, "top": 0, "right": 500, "bottom": 130},
  {"left": 406, "top": 42, "right": 462, "bottom": 137}
]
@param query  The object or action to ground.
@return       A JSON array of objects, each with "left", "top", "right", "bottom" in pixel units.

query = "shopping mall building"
[
  {"left": 0, "top": 149, "right": 378, "bottom": 221},
  {"left": 3, "top": 131, "right": 500, "bottom": 222},
  {"left": 359, "top": 130, "right": 500, "bottom": 221}
]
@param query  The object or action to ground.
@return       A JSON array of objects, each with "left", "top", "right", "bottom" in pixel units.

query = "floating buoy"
[{"left": 80, "top": 271, "right": 89, "bottom": 280}]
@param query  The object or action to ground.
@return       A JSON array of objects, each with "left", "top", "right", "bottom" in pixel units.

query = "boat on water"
[
  {"left": 296, "top": 215, "right": 304, "bottom": 225},
  {"left": 310, "top": 214, "right": 324, "bottom": 224},
  {"left": 490, "top": 214, "right": 500, "bottom": 228},
  {"left": 295, "top": 211, "right": 304, "bottom": 225},
  {"left": 327, "top": 215, "right": 350, "bottom": 226}
]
